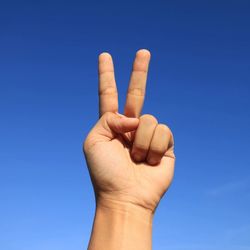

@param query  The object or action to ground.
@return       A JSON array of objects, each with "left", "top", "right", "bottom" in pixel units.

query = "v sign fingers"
[
  {"left": 98, "top": 53, "right": 118, "bottom": 117},
  {"left": 124, "top": 49, "right": 151, "bottom": 118}
]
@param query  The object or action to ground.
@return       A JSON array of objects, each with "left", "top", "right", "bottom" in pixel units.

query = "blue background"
[{"left": 0, "top": 1, "right": 250, "bottom": 249}]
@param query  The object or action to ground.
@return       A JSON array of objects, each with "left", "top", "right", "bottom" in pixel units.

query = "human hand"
[{"left": 83, "top": 49, "right": 175, "bottom": 214}]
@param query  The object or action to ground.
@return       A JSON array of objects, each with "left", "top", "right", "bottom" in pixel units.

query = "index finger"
[
  {"left": 98, "top": 52, "right": 118, "bottom": 117},
  {"left": 124, "top": 49, "right": 151, "bottom": 118}
]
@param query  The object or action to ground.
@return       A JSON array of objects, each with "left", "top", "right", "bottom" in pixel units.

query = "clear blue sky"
[{"left": 0, "top": 1, "right": 250, "bottom": 249}]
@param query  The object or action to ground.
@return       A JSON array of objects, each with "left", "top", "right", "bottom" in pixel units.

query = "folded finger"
[
  {"left": 147, "top": 124, "right": 173, "bottom": 165},
  {"left": 131, "top": 114, "right": 158, "bottom": 162}
]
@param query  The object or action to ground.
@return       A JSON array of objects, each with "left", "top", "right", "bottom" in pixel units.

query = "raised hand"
[{"left": 83, "top": 49, "right": 175, "bottom": 213}]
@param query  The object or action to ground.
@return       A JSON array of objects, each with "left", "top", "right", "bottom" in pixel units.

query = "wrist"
[
  {"left": 96, "top": 197, "right": 154, "bottom": 225},
  {"left": 88, "top": 198, "right": 153, "bottom": 250}
]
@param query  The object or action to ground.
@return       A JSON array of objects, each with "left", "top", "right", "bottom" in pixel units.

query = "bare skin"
[{"left": 83, "top": 49, "right": 175, "bottom": 250}]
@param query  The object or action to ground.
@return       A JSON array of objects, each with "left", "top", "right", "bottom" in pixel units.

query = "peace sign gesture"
[
  {"left": 83, "top": 50, "right": 175, "bottom": 236},
  {"left": 99, "top": 49, "right": 149, "bottom": 118}
]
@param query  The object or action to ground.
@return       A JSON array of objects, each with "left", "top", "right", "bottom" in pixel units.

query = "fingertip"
[
  {"left": 147, "top": 157, "right": 160, "bottom": 166},
  {"left": 99, "top": 52, "right": 112, "bottom": 62},
  {"left": 136, "top": 49, "right": 151, "bottom": 59},
  {"left": 125, "top": 116, "right": 139, "bottom": 122},
  {"left": 132, "top": 152, "right": 144, "bottom": 162},
  {"left": 98, "top": 52, "right": 114, "bottom": 75},
  {"left": 121, "top": 117, "right": 139, "bottom": 129}
]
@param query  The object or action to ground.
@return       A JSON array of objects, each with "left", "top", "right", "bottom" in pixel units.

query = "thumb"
[
  {"left": 84, "top": 112, "right": 139, "bottom": 152},
  {"left": 99, "top": 112, "right": 139, "bottom": 138}
]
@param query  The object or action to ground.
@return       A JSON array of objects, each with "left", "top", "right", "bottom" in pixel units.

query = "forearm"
[{"left": 88, "top": 199, "right": 153, "bottom": 250}]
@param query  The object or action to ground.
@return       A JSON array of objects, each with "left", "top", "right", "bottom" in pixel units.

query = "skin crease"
[{"left": 83, "top": 49, "right": 175, "bottom": 250}]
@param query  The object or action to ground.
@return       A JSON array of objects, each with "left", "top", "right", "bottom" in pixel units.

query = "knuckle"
[
  {"left": 99, "top": 111, "right": 113, "bottom": 125},
  {"left": 133, "top": 143, "right": 149, "bottom": 152},
  {"left": 101, "top": 112, "right": 121, "bottom": 132},
  {"left": 128, "top": 87, "right": 145, "bottom": 96},
  {"left": 158, "top": 123, "right": 173, "bottom": 138},
  {"left": 150, "top": 146, "right": 165, "bottom": 155},
  {"left": 99, "top": 86, "right": 117, "bottom": 96},
  {"left": 140, "top": 114, "right": 158, "bottom": 124}
]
